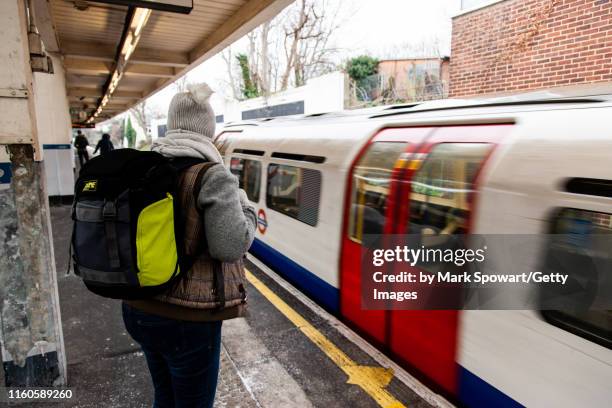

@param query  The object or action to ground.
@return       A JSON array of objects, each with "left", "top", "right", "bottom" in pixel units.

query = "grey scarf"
[{"left": 151, "top": 129, "right": 223, "bottom": 163}]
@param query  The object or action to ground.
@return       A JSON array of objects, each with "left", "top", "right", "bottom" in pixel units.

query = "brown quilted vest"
[{"left": 154, "top": 162, "right": 248, "bottom": 311}]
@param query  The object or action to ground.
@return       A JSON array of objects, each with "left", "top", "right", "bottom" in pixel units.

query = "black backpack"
[{"left": 71, "top": 148, "right": 205, "bottom": 299}]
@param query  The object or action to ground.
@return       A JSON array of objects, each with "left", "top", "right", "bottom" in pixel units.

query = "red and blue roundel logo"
[{"left": 257, "top": 209, "right": 268, "bottom": 234}]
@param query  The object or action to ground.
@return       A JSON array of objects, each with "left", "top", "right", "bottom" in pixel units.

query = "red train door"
[
  {"left": 340, "top": 127, "right": 434, "bottom": 347},
  {"left": 386, "top": 124, "right": 513, "bottom": 397}
]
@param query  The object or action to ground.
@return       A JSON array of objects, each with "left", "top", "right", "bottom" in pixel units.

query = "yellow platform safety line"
[{"left": 245, "top": 269, "right": 407, "bottom": 408}]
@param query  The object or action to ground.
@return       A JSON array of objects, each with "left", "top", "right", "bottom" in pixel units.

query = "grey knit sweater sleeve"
[{"left": 197, "top": 164, "right": 257, "bottom": 262}]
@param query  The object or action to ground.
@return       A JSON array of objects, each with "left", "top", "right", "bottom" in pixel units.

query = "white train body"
[{"left": 215, "top": 93, "right": 612, "bottom": 407}]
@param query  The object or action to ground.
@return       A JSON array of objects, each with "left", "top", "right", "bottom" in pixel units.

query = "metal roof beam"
[
  {"left": 63, "top": 39, "right": 189, "bottom": 67},
  {"left": 69, "top": 96, "right": 97, "bottom": 104},
  {"left": 70, "top": 100, "right": 133, "bottom": 108},
  {"left": 124, "top": 63, "right": 177, "bottom": 78},
  {"left": 65, "top": 57, "right": 177, "bottom": 78},
  {"left": 64, "top": 58, "right": 113, "bottom": 76},
  {"left": 67, "top": 87, "right": 143, "bottom": 99}
]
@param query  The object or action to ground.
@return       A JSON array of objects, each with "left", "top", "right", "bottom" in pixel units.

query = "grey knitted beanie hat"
[{"left": 167, "top": 83, "right": 215, "bottom": 138}]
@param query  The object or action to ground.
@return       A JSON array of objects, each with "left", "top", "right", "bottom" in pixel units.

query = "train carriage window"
[
  {"left": 565, "top": 178, "right": 612, "bottom": 198},
  {"left": 266, "top": 164, "right": 321, "bottom": 226},
  {"left": 230, "top": 157, "right": 261, "bottom": 202},
  {"left": 349, "top": 142, "right": 408, "bottom": 243},
  {"left": 541, "top": 208, "right": 612, "bottom": 349},
  {"left": 408, "top": 143, "right": 492, "bottom": 237}
]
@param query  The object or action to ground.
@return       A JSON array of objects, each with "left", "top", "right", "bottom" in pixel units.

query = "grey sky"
[
  {"left": 334, "top": 0, "right": 460, "bottom": 58},
  {"left": 148, "top": 0, "right": 460, "bottom": 112}
]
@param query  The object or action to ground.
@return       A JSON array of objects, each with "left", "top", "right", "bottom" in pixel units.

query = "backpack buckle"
[{"left": 103, "top": 201, "right": 117, "bottom": 219}]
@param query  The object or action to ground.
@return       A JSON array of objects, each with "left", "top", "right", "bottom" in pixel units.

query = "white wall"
[
  {"left": 151, "top": 71, "right": 348, "bottom": 139},
  {"left": 221, "top": 71, "right": 347, "bottom": 123},
  {"left": 230, "top": 71, "right": 347, "bottom": 121},
  {"left": 304, "top": 71, "right": 347, "bottom": 114},
  {"left": 32, "top": 52, "right": 75, "bottom": 196}
]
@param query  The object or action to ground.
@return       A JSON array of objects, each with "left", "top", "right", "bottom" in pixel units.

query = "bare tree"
[
  {"left": 280, "top": 0, "right": 339, "bottom": 90},
  {"left": 257, "top": 21, "right": 272, "bottom": 96},
  {"left": 105, "top": 114, "right": 125, "bottom": 147},
  {"left": 221, "top": 47, "right": 241, "bottom": 100},
  {"left": 224, "top": 0, "right": 342, "bottom": 98},
  {"left": 130, "top": 100, "right": 164, "bottom": 144},
  {"left": 173, "top": 75, "right": 190, "bottom": 93},
  {"left": 279, "top": 0, "right": 309, "bottom": 90}
]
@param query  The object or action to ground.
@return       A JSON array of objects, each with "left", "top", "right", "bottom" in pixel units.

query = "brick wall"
[{"left": 450, "top": 0, "right": 612, "bottom": 97}]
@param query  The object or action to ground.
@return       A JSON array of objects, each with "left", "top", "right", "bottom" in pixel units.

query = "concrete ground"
[{"left": 7, "top": 203, "right": 450, "bottom": 408}]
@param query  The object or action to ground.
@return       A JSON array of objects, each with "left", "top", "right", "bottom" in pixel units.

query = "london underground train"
[{"left": 214, "top": 92, "right": 612, "bottom": 407}]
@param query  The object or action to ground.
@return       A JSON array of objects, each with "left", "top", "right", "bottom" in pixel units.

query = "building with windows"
[{"left": 450, "top": 0, "right": 612, "bottom": 97}]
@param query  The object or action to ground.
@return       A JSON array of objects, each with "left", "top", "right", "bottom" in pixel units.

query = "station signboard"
[{"left": 90, "top": 0, "right": 193, "bottom": 14}]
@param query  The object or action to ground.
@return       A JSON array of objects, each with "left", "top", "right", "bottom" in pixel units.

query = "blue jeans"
[{"left": 122, "top": 303, "right": 222, "bottom": 408}]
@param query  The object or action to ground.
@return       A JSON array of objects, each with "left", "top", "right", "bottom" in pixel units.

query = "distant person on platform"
[
  {"left": 74, "top": 130, "right": 89, "bottom": 167},
  {"left": 94, "top": 133, "right": 114, "bottom": 156}
]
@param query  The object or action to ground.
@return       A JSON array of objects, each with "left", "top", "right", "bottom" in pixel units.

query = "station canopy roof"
[{"left": 34, "top": 0, "right": 292, "bottom": 125}]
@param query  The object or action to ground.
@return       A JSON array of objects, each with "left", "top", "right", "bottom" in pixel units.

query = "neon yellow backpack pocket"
[{"left": 136, "top": 193, "right": 179, "bottom": 286}]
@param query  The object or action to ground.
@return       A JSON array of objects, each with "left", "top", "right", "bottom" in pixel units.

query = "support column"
[{"left": 0, "top": 0, "right": 66, "bottom": 387}]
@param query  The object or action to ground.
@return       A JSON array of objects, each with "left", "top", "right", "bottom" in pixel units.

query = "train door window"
[
  {"left": 266, "top": 164, "right": 321, "bottom": 226},
  {"left": 230, "top": 157, "right": 261, "bottom": 202},
  {"left": 408, "top": 143, "right": 492, "bottom": 237},
  {"left": 348, "top": 142, "right": 408, "bottom": 243},
  {"left": 541, "top": 208, "right": 612, "bottom": 349}
]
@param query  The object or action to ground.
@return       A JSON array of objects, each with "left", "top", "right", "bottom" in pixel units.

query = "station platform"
[{"left": 39, "top": 203, "right": 453, "bottom": 408}]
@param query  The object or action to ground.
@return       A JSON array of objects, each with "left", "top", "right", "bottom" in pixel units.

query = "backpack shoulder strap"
[
  {"left": 169, "top": 157, "right": 206, "bottom": 172},
  {"left": 175, "top": 162, "right": 220, "bottom": 281},
  {"left": 188, "top": 161, "right": 225, "bottom": 309},
  {"left": 176, "top": 162, "right": 218, "bottom": 253}
]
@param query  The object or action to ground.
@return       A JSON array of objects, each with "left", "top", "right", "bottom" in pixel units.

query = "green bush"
[
  {"left": 236, "top": 53, "right": 259, "bottom": 99},
  {"left": 346, "top": 55, "right": 379, "bottom": 82}
]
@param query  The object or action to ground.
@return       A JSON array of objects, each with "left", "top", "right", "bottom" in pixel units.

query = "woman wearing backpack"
[{"left": 122, "top": 83, "right": 256, "bottom": 408}]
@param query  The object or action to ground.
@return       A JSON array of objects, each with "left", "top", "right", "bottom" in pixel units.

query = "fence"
[{"left": 348, "top": 60, "right": 448, "bottom": 108}]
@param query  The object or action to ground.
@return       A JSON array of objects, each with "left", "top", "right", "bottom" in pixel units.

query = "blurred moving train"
[{"left": 213, "top": 92, "right": 612, "bottom": 407}]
